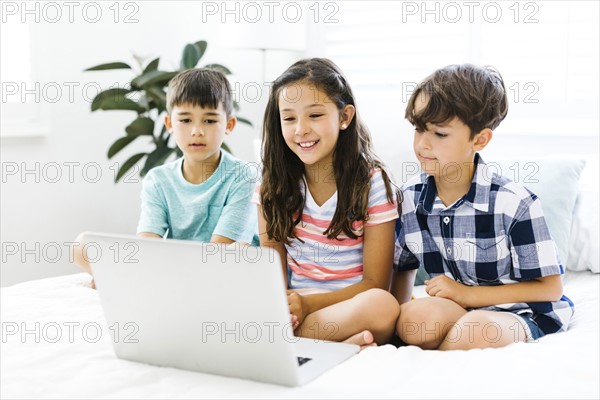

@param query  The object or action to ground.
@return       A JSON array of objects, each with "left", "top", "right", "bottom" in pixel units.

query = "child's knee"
[
  {"left": 366, "top": 288, "right": 399, "bottom": 313},
  {"left": 396, "top": 300, "right": 451, "bottom": 346},
  {"left": 398, "top": 299, "right": 441, "bottom": 327},
  {"left": 442, "top": 311, "right": 510, "bottom": 350},
  {"left": 354, "top": 288, "right": 400, "bottom": 327},
  {"left": 72, "top": 233, "right": 91, "bottom": 273},
  {"left": 396, "top": 302, "right": 425, "bottom": 341}
]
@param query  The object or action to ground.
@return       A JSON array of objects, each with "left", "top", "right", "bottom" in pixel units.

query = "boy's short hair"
[
  {"left": 166, "top": 68, "right": 233, "bottom": 117},
  {"left": 405, "top": 64, "right": 508, "bottom": 139}
]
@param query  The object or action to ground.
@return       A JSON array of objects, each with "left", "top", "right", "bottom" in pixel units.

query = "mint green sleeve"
[
  {"left": 136, "top": 170, "right": 169, "bottom": 237},
  {"left": 212, "top": 176, "right": 258, "bottom": 243}
]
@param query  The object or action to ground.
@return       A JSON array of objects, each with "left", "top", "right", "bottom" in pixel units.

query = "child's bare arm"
[
  {"left": 210, "top": 234, "right": 235, "bottom": 244},
  {"left": 425, "top": 274, "right": 563, "bottom": 309},
  {"left": 138, "top": 232, "right": 162, "bottom": 238},
  {"left": 257, "top": 205, "right": 288, "bottom": 288}
]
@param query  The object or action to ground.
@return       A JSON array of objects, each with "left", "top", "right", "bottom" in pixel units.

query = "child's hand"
[
  {"left": 287, "top": 290, "right": 306, "bottom": 326},
  {"left": 290, "top": 313, "right": 300, "bottom": 331},
  {"left": 424, "top": 275, "right": 471, "bottom": 308}
]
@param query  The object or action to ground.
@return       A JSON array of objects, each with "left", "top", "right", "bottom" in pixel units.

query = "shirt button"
[
  {"left": 443, "top": 216, "right": 450, "bottom": 224},
  {"left": 447, "top": 247, "right": 452, "bottom": 254}
]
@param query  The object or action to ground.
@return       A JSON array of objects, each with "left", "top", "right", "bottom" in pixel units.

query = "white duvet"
[{"left": 1, "top": 271, "right": 598, "bottom": 399}]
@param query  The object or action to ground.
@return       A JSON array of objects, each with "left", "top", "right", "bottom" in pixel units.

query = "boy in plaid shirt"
[{"left": 392, "top": 64, "right": 574, "bottom": 350}]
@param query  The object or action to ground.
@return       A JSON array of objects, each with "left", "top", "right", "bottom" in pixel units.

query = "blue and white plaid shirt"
[{"left": 394, "top": 153, "right": 574, "bottom": 334}]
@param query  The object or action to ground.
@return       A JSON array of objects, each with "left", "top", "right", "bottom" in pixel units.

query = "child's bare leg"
[
  {"left": 71, "top": 233, "right": 91, "bottom": 273},
  {"left": 438, "top": 310, "right": 527, "bottom": 350},
  {"left": 397, "top": 297, "right": 467, "bottom": 349},
  {"left": 295, "top": 288, "right": 399, "bottom": 345},
  {"left": 69, "top": 233, "right": 96, "bottom": 288}
]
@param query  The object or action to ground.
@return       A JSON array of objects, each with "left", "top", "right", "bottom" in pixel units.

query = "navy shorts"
[{"left": 515, "top": 313, "right": 545, "bottom": 341}]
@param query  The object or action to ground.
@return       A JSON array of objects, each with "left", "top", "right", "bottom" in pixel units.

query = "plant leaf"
[
  {"left": 233, "top": 100, "right": 240, "bottom": 112},
  {"left": 143, "top": 57, "right": 160, "bottom": 74},
  {"left": 221, "top": 142, "right": 231, "bottom": 153},
  {"left": 91, "top": 88, "right": 131, "bottom": 112},
  {"left": 204, "top": 63, "right": 232, "bottom": 75},
  {"left": 194, "top": 41, "right": 208, "bottom": 60},
  {"left": 146, "top": 86, "right": 167, "bottom": 112},
  {"left": 236, "top": 116, "right": 253, "bottom": 127},
  {"left": 139, "top": 94, "right": 152, "bottom": 110},
  {"left": 85, "top": 62, "right": 131, "bottom": 71},
  {"left": 141, "top": 145, "right": 175, "bottom": 176},
  {"left": 125, "top": 117, "right": 155, "bottom": 136},
  {"left": 97, "top": 96, "right": 145, "bottom": 113},
  {"left": 160, "top": 124, "right": 169, "bottom": 142},
  {"left": 180, "top": 44, "right": 201, "bottom": 70},
  {"left": 114, "top": 153, "right": 147, "bottom": 183},
  {"left": 107, "top": 135, "right": 138, "bottom": 159},
  {"left": 132, "top": 70, "right": 179, "bottom": 89}
]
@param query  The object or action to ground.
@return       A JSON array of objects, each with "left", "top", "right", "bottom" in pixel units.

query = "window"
[
  {"left": 1, "top": 20, "right": 49, "bottom": 137},
  {"left": 1, "top": 20, "right": 32, "bottom": 86},
  {"left": 309, "top": 1, "right": 599, "bottom": 137}
]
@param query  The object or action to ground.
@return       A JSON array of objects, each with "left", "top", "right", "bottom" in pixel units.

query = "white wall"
[
  {"left": 2, "top": 1, "right": 598, "bottom": 286},
  {"left": 1, "top": 1, "right": 304, "bottom": 286}
]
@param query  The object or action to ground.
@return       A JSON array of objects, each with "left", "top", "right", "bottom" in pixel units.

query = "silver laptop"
[{"left": 83, "top": 232, "right": 359, "bottom": 386}]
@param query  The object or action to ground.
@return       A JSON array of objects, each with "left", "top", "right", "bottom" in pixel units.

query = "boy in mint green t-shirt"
[
  {"left": 73, "top": 68, "right": 257, "bottom": 282},
  {"left": 138, "top": 149, "right": 257, "bottom": 243},
  {"left": 137, "top": 68, "right": 257, "bottom": 243}
]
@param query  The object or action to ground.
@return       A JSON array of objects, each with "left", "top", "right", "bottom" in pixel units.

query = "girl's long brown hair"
[{"left": 260, "top": 58, "right": 399, "bottom": 245}]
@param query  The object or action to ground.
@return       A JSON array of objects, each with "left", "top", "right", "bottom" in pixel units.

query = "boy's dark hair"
[
  {"left": 405, "top": 64, "right": 508, "bottom": 139},
  {"left": 166, "top": 68, "right": 233, "bottom": 116},
  {"left": 260, "top": 57, "right": 399, "bottom": 244}
]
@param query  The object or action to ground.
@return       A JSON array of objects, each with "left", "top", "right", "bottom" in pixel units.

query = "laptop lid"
[{"left": 84, "top": 232, "right": 303, "bottom": 386}]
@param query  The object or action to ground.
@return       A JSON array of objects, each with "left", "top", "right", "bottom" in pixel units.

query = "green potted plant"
[{"left": 85, "top": 40, "right": 252, "bottom": 182}]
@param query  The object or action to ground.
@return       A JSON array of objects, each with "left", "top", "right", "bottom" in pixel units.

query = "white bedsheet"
[{"left": 1, "top": 271, "right": 598, "bottom": 399}]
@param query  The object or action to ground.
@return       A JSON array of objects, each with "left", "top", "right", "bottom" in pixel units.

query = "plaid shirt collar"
[{"left": 418, "top": 153, "right": 491, "bottom": 214}]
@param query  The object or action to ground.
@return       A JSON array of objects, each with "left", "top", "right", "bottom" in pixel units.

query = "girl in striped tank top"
[{"left": 255, "top": 58, "right": 412, "bottom": 347}]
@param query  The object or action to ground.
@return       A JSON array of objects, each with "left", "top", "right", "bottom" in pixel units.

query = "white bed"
[
  {"left": 2, "top": 157, "right": 599, "bottom": 399},
  {"left": 1, "top": 270, "right": 598, "bottom": 399}
]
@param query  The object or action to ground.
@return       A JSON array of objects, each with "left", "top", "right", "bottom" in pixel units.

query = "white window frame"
[{"left": 1, "top": 22, "right": 51, "bottom": 138}]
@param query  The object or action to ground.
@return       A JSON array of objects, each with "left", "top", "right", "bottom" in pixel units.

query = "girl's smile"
[{"left": 297, "top": 139, "right": 320, "bottom": 150}]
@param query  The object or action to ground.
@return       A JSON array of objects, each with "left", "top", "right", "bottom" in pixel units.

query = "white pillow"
[
  {"left": 490, "top": 157, "right": 586, "bottom": 268},
  {"left": 567, "top": 161, "right": 600, "bottom": 273}
]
